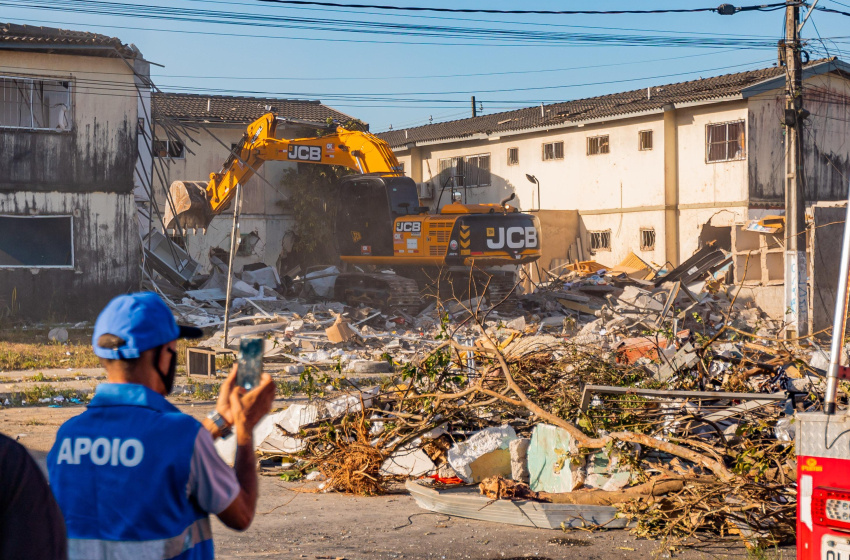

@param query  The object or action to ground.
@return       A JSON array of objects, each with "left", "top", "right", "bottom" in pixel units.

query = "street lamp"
[{"left": 525, "top": 174, "right": 540, "bottom": 211}]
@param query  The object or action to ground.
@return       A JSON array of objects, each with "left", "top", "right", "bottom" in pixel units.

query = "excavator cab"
[{"left": 334, "top": 175, "right": 424, "bottom": 258}]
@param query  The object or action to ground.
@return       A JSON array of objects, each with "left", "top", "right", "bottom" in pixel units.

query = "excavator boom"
[{"left": 162, "top": 113, "right": 402, "bottom": 230}]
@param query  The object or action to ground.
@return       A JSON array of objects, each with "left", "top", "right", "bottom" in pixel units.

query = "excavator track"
[{"left": 334, "top": 272, "right": 422, "bottom": 313}]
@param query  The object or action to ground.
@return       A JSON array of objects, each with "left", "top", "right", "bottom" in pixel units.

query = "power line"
[
  {"left": 0, "top": 0, "right": 786, "bottom": 49},
  {"left": 256, "top": 0, "right": 788, "bottom": 16}
]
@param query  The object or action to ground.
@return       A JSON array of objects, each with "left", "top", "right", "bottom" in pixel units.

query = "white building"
[{"left": 379, "top": 58, "right": 850, "bottom": 316}]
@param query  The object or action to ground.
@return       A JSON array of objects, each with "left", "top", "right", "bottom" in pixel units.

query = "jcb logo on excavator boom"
[
  {"left": 486, "top": 227, "right": 538, "bottom": 250},
  {"left": 287, "top": 145, "right": 322, "bottom": 161}
]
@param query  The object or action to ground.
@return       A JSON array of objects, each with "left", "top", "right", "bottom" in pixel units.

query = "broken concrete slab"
[
  {"left": 346, "top": 360, "right": 391, "bottom": 374},
  {"left": 380, "top": 448, "right": 436, "bottom": 477},
  {"left": 447, "top": 425, "right": 517, "bottom": 483},
  {"left": 509, "top": 438, "right": 530, "bottom": 483}
]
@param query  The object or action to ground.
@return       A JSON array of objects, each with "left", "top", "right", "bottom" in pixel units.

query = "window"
[
  {"left": 507, "top": 147, "right": 519, "bottom": 166},
  {"left": 439, "top": 157, "right": 464, "bottom": 187},
  {"left": 639, "top": 130, "right": 653, "bottom": 151},
  {"left": 706, "top": 121, "right": 745, "bottom": 163},
  {"left": 542, "top": 141, "right": 564, "bottom": 161},
  {"left": 398, "top": 161, "right": 405, "bottom": 174},
  {"left": 640, "top": 228, "right": 656, "bottom": 251},
  {"left": 587, "top": 135, "right": 610, "bottom": 155},
  {"left": 0, "top": 75, "right": 72, "bottom": 131},
  {"left": 0, "top": 215, "right": 73, "bottom": 268},
  {"left": 153, "top": 139, "right": 185, "bottom": 159},
  {"left": 438, "top": 154, "right": 490, "bottom": 187},
  {"left": 464, "top": 154, "right": 491, "bottom": 187},
  {"left": 589, "top": 230, "right": 611, "bottom": 252}
]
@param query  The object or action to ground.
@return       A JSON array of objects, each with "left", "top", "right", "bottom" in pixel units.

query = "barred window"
[
  {"left": 587, "top": 135, "right": 610, "bottom": 155},
  {"left": 542, "top": 141, "right": 564, "bottom": 161},
  {"left": 465, "top": 154, "right": 491, "bottom": 187},
  {"left": 589, "top": 230, "right": 611, "bottom": 251},
  {"left": 706, "top": 121, "right": 745, "bottom": 163},
  {"left": 507, "top": 147, "right": 519, "bottom": 166},
  {"left": 640, "top": 228, "right": 656, "bottom": 251},
  {"left": 639, "top": 130, "right": 653, "bottom": 151}
]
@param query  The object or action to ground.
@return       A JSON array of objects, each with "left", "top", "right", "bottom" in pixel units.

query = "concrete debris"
[
  {"left": 139, "top": 240, "right": 811, "bottom": 548},
  {"left": 447, "top": 425, "right": 517, "bottom": 483}
]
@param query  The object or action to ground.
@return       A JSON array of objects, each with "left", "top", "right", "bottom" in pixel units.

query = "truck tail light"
[{"left": 814, "top": 488, "right": 850, "bottom": 529}]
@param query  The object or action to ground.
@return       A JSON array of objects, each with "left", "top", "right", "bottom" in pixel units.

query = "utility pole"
[
  {"left": 783, "top": 0, "right": 809, "bottom": 338},
  {"left": 471, "top": 96, "right": 477, "bottom": 118}
]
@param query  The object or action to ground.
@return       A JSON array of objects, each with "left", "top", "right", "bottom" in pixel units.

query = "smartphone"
[{"left": 237, "top": 336, "right": 263, "bottom": 390}]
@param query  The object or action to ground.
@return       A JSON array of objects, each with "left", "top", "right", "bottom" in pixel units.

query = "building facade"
[
  {"left": 379, "top": 59, "right": 850, "bottom": 316},
  {"left": 0, "top": 23, "right": 146, "bottom": 321}
]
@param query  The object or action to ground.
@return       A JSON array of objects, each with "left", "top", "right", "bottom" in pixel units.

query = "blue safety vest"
[{"left": 47, "top": 383, "right": 215, "bottom": 560}]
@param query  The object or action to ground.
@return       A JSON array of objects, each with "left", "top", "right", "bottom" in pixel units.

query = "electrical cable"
[{"left": 256, "top": 0, "right": 789, "bottom": 16}]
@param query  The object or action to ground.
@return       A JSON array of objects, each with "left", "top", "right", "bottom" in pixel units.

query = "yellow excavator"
[{"left": 163, "top": 113, "right": 542, "bottom": 309}]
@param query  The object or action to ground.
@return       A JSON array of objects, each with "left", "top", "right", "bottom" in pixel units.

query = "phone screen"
[{"left": 236, "top": 336, "right": 263, "bottom": 390}]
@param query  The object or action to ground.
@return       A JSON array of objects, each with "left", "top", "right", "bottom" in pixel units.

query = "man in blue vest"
[{"left": 48, "top": 292, "right": 275, "bottom": 559}]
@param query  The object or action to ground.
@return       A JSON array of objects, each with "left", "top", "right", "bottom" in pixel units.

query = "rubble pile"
[{"left": 149, "top": 247, "right": 829, "bottom": 550}]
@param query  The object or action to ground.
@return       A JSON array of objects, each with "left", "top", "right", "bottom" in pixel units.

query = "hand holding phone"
[{"left": 236, "top": 336, "right": 263, "bottom": 390}]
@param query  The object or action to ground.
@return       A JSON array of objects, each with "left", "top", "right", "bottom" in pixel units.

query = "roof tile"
[
  {"left": 0, "top": 22, "right": 136, "bottom": 58},
  {"left": 152, "top": 92, "right": 357, "bottom": 126},
  {"left": 378, "top": 61, "right": 833, "bottom": 148}
]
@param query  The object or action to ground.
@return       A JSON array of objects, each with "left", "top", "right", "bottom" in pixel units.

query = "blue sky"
[{"left": 4, "top": 0, "right": 850, "bottom": 131}]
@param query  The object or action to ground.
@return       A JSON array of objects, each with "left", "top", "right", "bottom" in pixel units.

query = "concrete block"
[
  {"left": 346, "top": 360, "right": 391, "bottom": 374},
  {"left": 510, "top": 438, "right": 531, "bottom": 483}
]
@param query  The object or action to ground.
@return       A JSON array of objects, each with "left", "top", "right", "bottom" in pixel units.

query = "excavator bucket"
[{"left": 161, "top": 181, "right": 215, "bottom": 231}]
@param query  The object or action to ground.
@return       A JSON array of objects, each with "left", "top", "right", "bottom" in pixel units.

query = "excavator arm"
[{"left": 162, "top": 112, "right": 403, "bottom": 231}]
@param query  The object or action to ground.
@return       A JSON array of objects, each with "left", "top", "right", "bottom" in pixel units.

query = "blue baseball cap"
[{"left": 92, "top": 292, "right": 203, "bottom": 359}]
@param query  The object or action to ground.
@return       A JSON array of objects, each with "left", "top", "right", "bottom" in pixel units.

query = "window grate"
[
  {"left": 507, "top": 147, "right": 519, "bottom": 166},
  {"left": 640, "top": 228, "right": 656, "bottom": 251},
  {"left": 542, "top": 141, "right": 564, "bottom": 161},
  {"left": 706, "top": 121, "right": 745, "bottom": 163},
  {"left": 589, "top": 230, "right": 611, "bottom": 252},
  {"left": 587, "top": 135, "right": 610, "bottom": 155},
  {"left": 639, "top": 130, "right": 653, "bottom": 151}
]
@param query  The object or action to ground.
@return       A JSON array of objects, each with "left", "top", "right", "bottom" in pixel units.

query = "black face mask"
[{"left": 154, "top": 346, "right": 177, "bottom": 395}]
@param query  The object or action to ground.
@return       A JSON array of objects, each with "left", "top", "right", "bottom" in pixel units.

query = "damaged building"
[
  {"left": 0, "top": 23, "right": 149, "bottom": 321},
  {"left": 379, "top": 58, "right": 850, "bottom": 318},
  {"left": 149, "top": 93, "right": 355, "bottom": 275}
]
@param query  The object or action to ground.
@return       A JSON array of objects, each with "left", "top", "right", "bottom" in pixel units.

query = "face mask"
[{"left": 155, "top": 347, "right": 177, "bottom": 395}]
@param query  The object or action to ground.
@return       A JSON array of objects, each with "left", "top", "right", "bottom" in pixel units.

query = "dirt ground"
[{"left": 3, "top": 401, "right": 794, "bottom": 560}]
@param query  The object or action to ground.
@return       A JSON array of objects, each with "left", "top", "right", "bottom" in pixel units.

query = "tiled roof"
[
  {"left": 152, "top": 92, "right": 357, "bottom": 126},
  {"left": 0, "top": 22, "right": 137, "bottom": 58},
  {"left": 379, "top": 59, "right": 841, "bottom": 148}
]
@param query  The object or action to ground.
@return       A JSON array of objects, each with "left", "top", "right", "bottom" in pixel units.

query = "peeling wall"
[
  {"left": 0, "top": 51, "right": 138, "bottom": 194},
  {"left": 748, "top": 72, "right": 850, "bottom": 206},
  {"left": 0, "top": 50, "right": 142, "bottom": 321},
  {"left": 0, "top": 191, "right": 140, "bottom": 321}
]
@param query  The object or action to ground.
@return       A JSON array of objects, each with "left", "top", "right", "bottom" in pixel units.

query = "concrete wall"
[
  {"left": 748, "top": 72, "right": 850, "bottom": 206},
  {"left": 0, "top": 50, "right": 142, "bottom": 321},
  {"left": 0, "top": 191, "right": 140, "bottom": 320}
]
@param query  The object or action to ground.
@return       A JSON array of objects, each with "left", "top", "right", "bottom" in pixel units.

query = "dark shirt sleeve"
[{"left": 0, "top": 433, "right": 67, "bottom": 560}]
